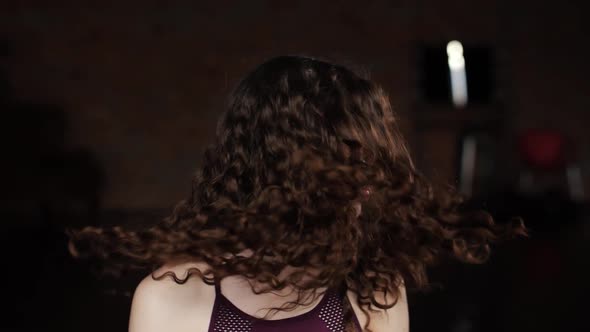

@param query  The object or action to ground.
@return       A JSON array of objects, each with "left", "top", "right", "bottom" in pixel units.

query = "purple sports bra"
[{"left": 208, "top": 279, "right": 363, "bottom": 332}]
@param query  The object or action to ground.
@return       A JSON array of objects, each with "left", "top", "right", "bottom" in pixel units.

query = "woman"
[{"left": 68, "top": 55, "right": 525, "bottom": 332}]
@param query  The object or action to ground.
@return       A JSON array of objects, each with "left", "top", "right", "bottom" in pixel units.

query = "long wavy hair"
[{"left": 67, "top": 55, "right": 526, "bottom": 332}]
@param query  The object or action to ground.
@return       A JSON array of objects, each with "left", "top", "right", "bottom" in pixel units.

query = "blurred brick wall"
[{"left": 1, "top": 0, "right": 588, "bottom": 210}]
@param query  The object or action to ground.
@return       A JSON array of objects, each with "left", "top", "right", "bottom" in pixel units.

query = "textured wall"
[{"left": 1, "top": 0, "right": 588, "bottom": 210}]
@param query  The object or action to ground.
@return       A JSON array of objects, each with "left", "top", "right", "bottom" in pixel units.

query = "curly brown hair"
[{"left": 67, "top": 55, "right": 526, "bottom": 332}]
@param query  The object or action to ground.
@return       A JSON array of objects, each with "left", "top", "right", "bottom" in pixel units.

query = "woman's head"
[
  {"left": 68, "top": 55, "right": 526, "bottom": 331},
  {"left": 184, "top": 55, "right": 425, "bottom": 286},
  {"left": 219, "top": 55, "right": 411, "bottom": 164},
  {"left": 196, "top": 55, "right": 409, "bottom": 218}
]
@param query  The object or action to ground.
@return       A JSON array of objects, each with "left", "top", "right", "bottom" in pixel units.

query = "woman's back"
[{"left": 129, "top": 262, "right": 409, "bottom": 332}]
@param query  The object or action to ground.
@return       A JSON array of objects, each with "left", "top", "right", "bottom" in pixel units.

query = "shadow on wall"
[{"left": 0, "top": 64, "right": 134, "bottom": 331}]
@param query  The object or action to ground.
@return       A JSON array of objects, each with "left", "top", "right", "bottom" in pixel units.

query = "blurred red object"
[{"left": 518, "top": 129, "right": 566, "bottom": 171}]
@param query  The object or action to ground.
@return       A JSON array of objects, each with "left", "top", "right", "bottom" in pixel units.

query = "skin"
[{"left": 129, "top": 202, "right": 410, "bottom": 332}]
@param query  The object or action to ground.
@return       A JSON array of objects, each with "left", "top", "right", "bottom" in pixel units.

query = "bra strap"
[{"left": 214, "top": 277, "right": 222, "bottom": 296}]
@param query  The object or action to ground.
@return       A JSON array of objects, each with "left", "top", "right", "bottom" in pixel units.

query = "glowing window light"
[{"left": 446, "top": 40, "right": 468, "bottom": 108}]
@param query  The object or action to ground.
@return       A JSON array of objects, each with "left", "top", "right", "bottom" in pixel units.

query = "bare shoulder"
[
  {"left": 347, "top": 281, "right": 409, "bottom": 332},
  {"left": 129, "top": 261, "right": 215, "bottom": 332}
]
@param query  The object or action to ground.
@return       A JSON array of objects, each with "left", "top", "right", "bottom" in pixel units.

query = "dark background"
[{"left": 1, "top": 1, "right": 589, "bottom": 331}]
